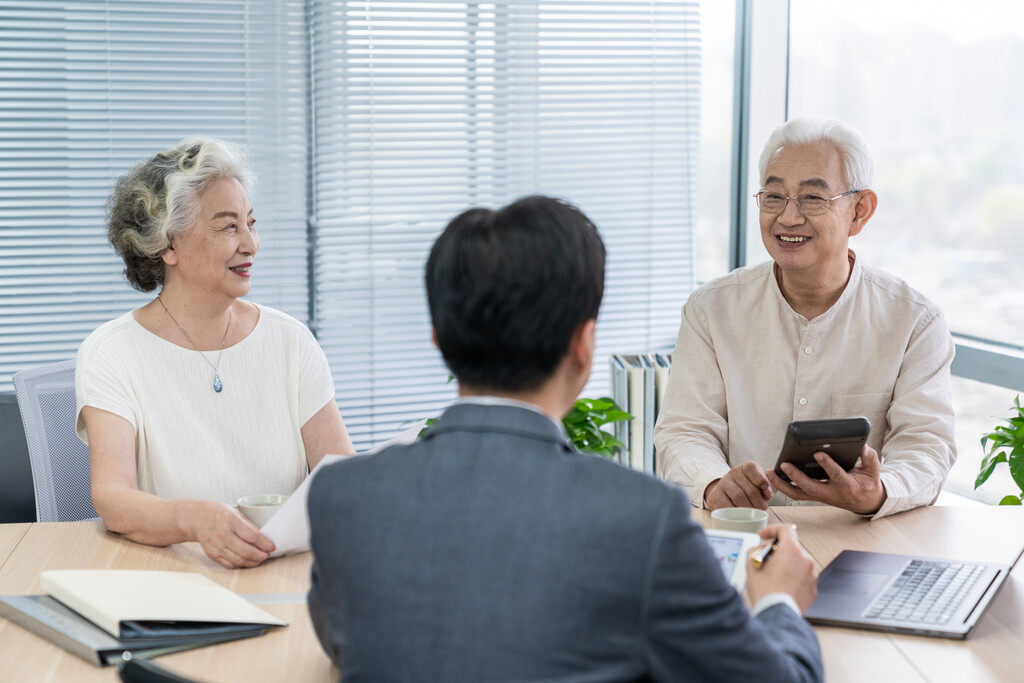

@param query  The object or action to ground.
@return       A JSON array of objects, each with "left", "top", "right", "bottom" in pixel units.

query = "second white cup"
[{"left": 710, "top": 506, "right": 768, "bottom": 533}]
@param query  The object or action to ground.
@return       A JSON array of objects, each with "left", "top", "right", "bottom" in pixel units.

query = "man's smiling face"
[{"left": 759, "top": 142, "right": 861, "bottom": 281}]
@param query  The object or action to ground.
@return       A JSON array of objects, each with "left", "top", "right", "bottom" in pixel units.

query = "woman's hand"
[
  {"left": 188, "top": 501, "right": 277, "bottom": 568},
  {"left": 85, "top": 406, "right": 278, "bottom": 568}
]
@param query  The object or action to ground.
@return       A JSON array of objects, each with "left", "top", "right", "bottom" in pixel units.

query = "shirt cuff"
[
  {"left": 695, "top": 473, "right": 725, "bottom": 509},
  {"left": 752, "top": 592, "right": 801, "bottom": 617},
  {"left": 865, "top": 475, "right": 897, "bottom": 519}
]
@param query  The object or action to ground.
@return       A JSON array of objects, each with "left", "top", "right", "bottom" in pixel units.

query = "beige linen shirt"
[{"left": 653, "top": 253, "right": 956, "bottom": 519}]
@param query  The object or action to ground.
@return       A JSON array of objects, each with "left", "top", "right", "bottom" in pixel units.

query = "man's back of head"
[{"left": 426, "top": 195, "right": 605, "bottom": 393}]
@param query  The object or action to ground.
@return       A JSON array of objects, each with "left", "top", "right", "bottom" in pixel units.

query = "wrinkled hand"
[
  {"left": 191, "top": 502, "right": 276, "bottom": 568},
  {"left": 766, "top": 445, "right": 886, "bottom": 515},
  {"left": 745, "top": 524, "right": 817, "bottom": 612},
  {"left": 705, "top": 461, "right": 775, "bottom": 510}
]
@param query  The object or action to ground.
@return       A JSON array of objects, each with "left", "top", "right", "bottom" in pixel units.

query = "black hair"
[{"left": 426, "top": 195, "right": 606, "bottom": 392}]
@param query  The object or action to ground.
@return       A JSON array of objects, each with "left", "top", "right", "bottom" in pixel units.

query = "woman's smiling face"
[{"left": 162, "top": 176, "right": 258, "bottom": 302}]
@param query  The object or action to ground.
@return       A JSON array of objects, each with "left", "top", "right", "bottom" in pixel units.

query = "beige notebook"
[{"left": 39, "top": 570, "right": 287, "bottom": 639}]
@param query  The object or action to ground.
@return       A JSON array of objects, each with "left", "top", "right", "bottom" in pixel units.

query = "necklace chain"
[{"left": 156, "top": 294, "right": 232, "bottom": 392}]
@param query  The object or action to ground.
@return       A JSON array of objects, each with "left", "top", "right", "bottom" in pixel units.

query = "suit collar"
[
  {"left": 452, "top": 395, "right": 555, "bottom": 422},
  {"left": 425, "top": 402, "right": 573, "bottom": 453}
]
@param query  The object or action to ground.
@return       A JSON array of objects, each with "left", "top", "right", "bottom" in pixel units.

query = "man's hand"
[
  {"left": 704, "top": 461, "right": 775, "bottom": 510},
  {"left": 765, "top": 445, "right": 886, "bottom": 515},
  {"left": 745, "top": 524, "right": 817, "bottom": 612}
]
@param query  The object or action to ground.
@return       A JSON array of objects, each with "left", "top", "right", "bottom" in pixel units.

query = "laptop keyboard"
[{"left": 863, "top": 560, "right": 985, "bottom": 625}]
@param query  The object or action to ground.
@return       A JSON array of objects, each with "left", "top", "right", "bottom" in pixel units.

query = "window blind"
[
  {"left": 0, "top": 0, "right": 308, "bottom": 392},
  {"left": 311, "top": 0, "right": 700, "bottom": 447}
]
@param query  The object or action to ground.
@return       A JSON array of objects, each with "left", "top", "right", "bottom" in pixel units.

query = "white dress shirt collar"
[{"left": 452, "top": 395, "right": 565, "bottom": 433}]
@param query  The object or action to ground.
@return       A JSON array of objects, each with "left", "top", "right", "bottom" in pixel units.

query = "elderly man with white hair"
[{"left": 654, "top": 117, "right": 956, "bottom": 519}]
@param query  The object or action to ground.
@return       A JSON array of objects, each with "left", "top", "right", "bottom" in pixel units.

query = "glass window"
[
  {"left": 312, "top": 1, "right": 703, "bottom": 446},
  {"left": 788, "top": 0, "right": 1024, "bottom": 350},
  {"left": 951, "top": 377, "right": 1021, "bottom": 503},
  {"left": 787, "top": 0, "right": 1024, "bottom": 501},
  {"left": 0, "top": 0, "right": 309, "bottom": 391},
  {"left": 696, "top": 0, "right": 736, "bottom": 283},
  {"left": 2, "top": 1, "right": 706, "bottom": 450}
]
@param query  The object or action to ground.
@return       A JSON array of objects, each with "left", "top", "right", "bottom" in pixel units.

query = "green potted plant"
[
  {"left": 419, "top": 394, "right": 631, "bottom": 460},
  {"left": 975, "top": 395, "right": 1024, "bottom": 505},
  {"left": 562, "top": 397, "right": 631, "bottom": 459}
]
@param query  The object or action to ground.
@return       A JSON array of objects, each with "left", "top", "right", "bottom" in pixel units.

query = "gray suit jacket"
[{"left": 308, "top": 403, "right": 822, "bottom": 682}]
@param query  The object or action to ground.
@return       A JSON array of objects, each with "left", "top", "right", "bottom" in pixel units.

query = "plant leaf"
[
  {"left": 417, "top": 416, "right": 438, "bottom": 439},
  {"left": 603, "top": 438, "right": 619, "bottom": 454},
  {"left": 562, "top": 411, "right": 586, "bottom": 428},
  {"left": 562, "top": 396, "right": 630, "bottom": 457},
  {"left": 1008, "top": 446, "right": 1024, "bottom": 494},
  {"left": 977, "top": 397, "right": 1024, "bottom": 496},
  {"left": 976, "top": 451, "right": 1007, "bottom": 488},
  {"left": 602, "top": 409, "right": 632, "bottom": 423}
]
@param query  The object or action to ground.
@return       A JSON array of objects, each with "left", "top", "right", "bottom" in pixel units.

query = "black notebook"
[{"left": 0, "top": 595, "right": 270, "bottom": 666}]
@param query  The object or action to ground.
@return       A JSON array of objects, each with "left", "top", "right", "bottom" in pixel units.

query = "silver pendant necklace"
[{"left": 157, "top": 294, "right": 232, "bottom": 393}]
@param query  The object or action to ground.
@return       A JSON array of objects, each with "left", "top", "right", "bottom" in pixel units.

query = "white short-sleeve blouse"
[{"left": 76, "top": 304, "right": 336, "bottom": 504}]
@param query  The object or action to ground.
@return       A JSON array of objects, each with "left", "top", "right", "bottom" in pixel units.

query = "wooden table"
[
  {"left": 0, "top": 522, "right": 333, "bottom": 682},
  {"left": 696, "top": 505, "right": 1024, "bottom": 683},
  {"left": 2, "top": 507, "right": 1022, "bottom": 682},
  {"left": 0, "top": 523, "right": 29, "bottom": 568},
  {"left": 775, "top": 506, "right": 1024, "bottom": 683}
]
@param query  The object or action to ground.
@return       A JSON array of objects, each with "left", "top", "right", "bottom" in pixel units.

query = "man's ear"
[
  {"left": 848, "top": 189, "right": 878, "bottom": 237},
  {"left": 572, "top": 319, "right": 597, "bottom": 371},
  {"left": 430, "top": 327, "right": 440, "bottom": 350}
]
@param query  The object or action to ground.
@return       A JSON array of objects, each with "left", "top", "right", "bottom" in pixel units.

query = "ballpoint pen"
[{"left": 751, "top": 540, "right": 779, "bottom": 569}]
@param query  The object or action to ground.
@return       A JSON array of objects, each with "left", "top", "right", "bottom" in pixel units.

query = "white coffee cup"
[
  {"left": 237, "top": 493, "right": 289, "bottom": 528},
  {"left": 710, "top": 507, "right": 769, "bottom": 533}
]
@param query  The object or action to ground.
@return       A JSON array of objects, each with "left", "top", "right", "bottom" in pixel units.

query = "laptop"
[{"left": 805, "top": 548, "right": 1022, "bottom": 639}]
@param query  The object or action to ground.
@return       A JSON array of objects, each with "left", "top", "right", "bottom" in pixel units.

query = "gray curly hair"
[{"left": 107, "top": 137, "right": 255, "bottom": 292}]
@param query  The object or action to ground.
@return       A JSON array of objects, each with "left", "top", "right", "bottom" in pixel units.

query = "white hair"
[{"left": 758, "top": 117, "right": 873, "bottom": 191}]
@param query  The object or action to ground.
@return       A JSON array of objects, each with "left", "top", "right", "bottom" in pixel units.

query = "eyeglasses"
[{"left": 753, "top": 189, "right": 861, "bottom": 216}]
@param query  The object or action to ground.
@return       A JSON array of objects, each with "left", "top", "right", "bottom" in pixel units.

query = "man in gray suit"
[{"left": 308, "top": 195, "right": 823, "bottom": 682}]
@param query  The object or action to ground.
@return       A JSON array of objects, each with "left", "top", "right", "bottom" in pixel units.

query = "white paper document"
[{"left": 262, "top": 420, "right": 425, "bottom": 557}]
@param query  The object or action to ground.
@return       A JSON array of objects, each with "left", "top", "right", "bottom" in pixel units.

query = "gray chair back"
[{"left": 12, "top": 359, "right": 99, "bottom": 522}]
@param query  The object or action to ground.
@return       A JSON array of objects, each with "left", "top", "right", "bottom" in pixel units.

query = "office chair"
[{"left": 12, "top": 359, "right": 100, "bottom": 522}]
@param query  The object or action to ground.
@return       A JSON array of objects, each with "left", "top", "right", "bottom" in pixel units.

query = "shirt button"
[
  {"left": 804, "top": 346, "right": 813, "bottom": 354},
  {"left": 799, "top": 397, "right": 808, "bottom": 406}
]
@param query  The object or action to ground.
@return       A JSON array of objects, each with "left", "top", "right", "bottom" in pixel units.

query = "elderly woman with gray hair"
[{"left": 76, "top": 138, "right": 354, "bottom": 568}]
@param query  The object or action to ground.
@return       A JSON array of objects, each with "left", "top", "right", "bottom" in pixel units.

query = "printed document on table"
[{"left": 262, "top": 420, "right": 426, "bottom": 556}]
